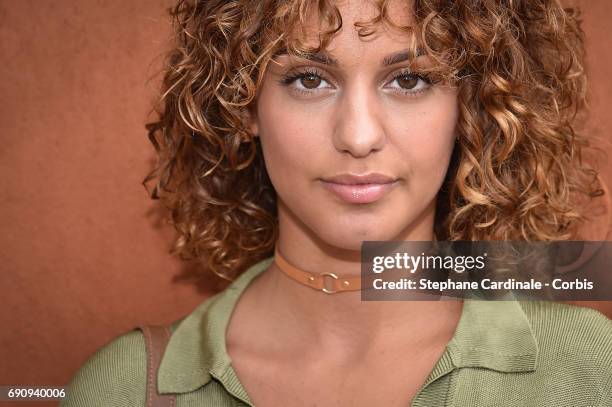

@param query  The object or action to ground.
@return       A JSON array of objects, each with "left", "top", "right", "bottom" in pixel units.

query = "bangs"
[{"left": 255, "top": 0, "right": 460, "bottom": 91}]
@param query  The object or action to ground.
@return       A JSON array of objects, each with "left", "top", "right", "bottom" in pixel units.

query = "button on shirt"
[{"left": 62, "top": 257, "right": 612, "bottom": 406}]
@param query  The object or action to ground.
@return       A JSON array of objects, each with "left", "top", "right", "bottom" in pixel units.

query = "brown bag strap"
[{"left": 137, "top": 325, "right": 177, "bottom": 407}]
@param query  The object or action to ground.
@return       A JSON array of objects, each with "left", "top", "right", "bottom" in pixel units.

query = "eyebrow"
[
  {"left": 382, "top": 48, "right": 425, "bottom": 66},
  {"left": 273, "top": 48, "right": 425, "bottom": 67}
]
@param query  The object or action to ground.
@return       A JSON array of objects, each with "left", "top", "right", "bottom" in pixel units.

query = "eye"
[
  {"left": 278, "top": 68, "right": 334, "bottom": 94},
  {"left": 386, "top": 71, "right": 432, "bottom": 94},
  {"left": 298, "top": 72, "right": 324, "bottom": 89}
]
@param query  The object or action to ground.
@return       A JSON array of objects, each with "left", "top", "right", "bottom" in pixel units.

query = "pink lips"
[{"left": 320, "top": 173, "right": 399, "bottom": 204}]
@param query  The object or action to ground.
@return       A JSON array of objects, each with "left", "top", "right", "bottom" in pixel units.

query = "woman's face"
[{"left": 246, "top": 0, "right": 458, "bottom": 251}]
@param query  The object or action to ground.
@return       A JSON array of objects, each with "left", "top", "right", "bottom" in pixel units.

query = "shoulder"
[
  {"left": 61, "top": 318, "right": 186, "bottom": 407},
  {"left": 517, "top": 300, "right": 611, "bottom": 353},
  {"left": 60, "top": 329, "right": 149, "bottom": 407},
  {"left": 59, "top": 288, "right": 237, "bottom": 407},
  {"left": 517, "top": 301, "right": 611, "bottom": 403}
]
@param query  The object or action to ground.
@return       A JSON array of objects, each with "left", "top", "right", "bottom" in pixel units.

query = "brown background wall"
[{"left": 0, "top": 1, "right": 610, "bottom": 406}]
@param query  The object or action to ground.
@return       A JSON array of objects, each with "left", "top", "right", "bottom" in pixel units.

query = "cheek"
[
  {"left": 255, "top": 96, "right": 330, "bottom": 191},
  {"left": 392, "top": 97, "right": 458, "bottom": 180}
]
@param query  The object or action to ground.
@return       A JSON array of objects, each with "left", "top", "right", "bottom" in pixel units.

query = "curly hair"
[{"left": 144, "top": 0, "right": 604, "bottom": 281}]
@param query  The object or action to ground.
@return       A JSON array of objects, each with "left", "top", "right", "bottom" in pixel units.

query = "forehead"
[{"left": 287, "top": 0, "right": 417, "bottom": 52}]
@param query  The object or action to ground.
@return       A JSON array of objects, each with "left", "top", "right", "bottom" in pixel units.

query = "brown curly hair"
[{"left": 143, "top": 0, "right": 604, "bottom": 281}]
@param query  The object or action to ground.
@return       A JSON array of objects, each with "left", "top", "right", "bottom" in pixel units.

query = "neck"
[
  {"left": 243, "top": 200, "right": 462, "bottom": 356},
  {"left": 249, "top": 263, "right": 462, "bottom": 360},
  {"left": 249, "top": 247, "right": 460, "bottom": 355}
]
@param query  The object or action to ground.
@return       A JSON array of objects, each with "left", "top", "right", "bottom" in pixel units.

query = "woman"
[{"left": 62, "top": 0, "right": 611, "bottom": 406}]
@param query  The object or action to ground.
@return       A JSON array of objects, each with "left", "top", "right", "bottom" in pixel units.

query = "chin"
[{"left": 318, "top": 222, "right": 408, "bottom": 252}]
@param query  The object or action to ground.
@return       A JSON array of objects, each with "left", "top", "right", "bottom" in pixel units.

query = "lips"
[
  {"left": 320, "top": 173, "right": 399, "bottom": 204},
  {"left": 321, "top": 173, "right": 397, "bottom": 185}
]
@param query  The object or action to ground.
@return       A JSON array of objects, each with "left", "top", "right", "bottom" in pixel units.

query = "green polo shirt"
[{"left": 61, "top": 256, "right": 611, "bottom": 406}]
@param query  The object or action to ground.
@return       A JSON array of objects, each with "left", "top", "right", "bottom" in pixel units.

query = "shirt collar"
[
  {"left": 447, "top": 293, "right": 539, "bottom": 372},
  {"left": 157, "top": 256, "right": 538, "bottom": 397},
  {"left": 157, "top": 256, "right": 274, "bottom": 399}
]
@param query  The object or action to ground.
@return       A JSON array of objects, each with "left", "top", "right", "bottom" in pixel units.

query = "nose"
[{"left": 332, "top": 83, "right": 385, "bottom": 158}]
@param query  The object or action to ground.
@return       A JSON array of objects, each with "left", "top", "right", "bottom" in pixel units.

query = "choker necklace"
[{"left": 273, "top": 241, "right": 361, "bottom": 294}]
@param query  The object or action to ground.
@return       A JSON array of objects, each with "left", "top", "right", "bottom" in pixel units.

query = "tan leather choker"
[{"left": 273, "top": 241, "right": 361, "bottom": 294}]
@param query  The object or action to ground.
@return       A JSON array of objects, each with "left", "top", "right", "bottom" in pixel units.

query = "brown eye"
[
  {"left": 300, "top": 73, "right": 322, "bottom": 89},
  {"left": 397, "top": 74, "right": 419, "bottom": 89}
]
